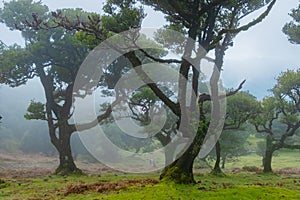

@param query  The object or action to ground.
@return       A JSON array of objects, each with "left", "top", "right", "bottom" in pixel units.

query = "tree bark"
[
  {"left": 212, "top": 140, "right": 222, "bottom": 174},
  {"left": 263, "top": 135, "right": 274, "bottom": 173},
  {"left": 221, "top": 155, "right": 226, "bottom": 169},
  {"left": 37, "top": 68, "right": 81, "bottom": 175},
  {"left": 160, "top": 121, "right": 207, "bottom": 184},
  {"left": 52, "top": 124, "right": 82, "bottom": 175}
]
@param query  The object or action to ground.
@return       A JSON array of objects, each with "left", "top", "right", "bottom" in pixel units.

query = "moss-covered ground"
[{"left": 1, "top": 171, "right": 300, "bottom": 200}]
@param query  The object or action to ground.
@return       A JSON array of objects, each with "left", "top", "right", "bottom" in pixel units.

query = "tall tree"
[
  {"left": 208, "top": 129, "right": 250, "bottom": 169},
  {"left": 139, "top": 0, "right": 277, "bottom": 183},
  {"left": 0, "top": 0, "right": 113, "bottom": 175},
  {"left": 211, "top": 91, "right": 259, "bottom": 173},
  {"left": 250, "top": 69, "right": 300, "bottom": 173}
]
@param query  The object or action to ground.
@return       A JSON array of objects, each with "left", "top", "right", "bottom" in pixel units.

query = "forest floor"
[{"left": 1, "top": 153, "right": 300, "bottom": 199}]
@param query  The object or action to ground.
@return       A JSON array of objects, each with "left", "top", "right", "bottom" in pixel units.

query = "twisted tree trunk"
[
  {"left": 47, "top": 119, "right": 80, "bottom": 176},
  {"left": 160, "top": 121, "right": 208, "bottom": 183},
  {"left": 53, "top": 124, "right": 82, "bottom": 175}
]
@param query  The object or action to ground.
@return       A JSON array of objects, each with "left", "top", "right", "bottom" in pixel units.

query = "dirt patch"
[
  {"left": 0, "top": 152, "right": 58, "bottom": 178},
  {"left": 0, "top": 152, "right": 58, "bottom": 168},
  {"left": 0, "top": 152, "right": 57, "bottom": 163},
  {"left": 0, "top": 152, "right": 117, "bottom": 179},
  {"left": 274, "top": 167, "right": 300, "bottom": 177},
  {"left": 64, "top": 179, "right": 159, "bottom": 196},
  {"left": 0, "top": 168, "right": 54, "bottom": 179}
]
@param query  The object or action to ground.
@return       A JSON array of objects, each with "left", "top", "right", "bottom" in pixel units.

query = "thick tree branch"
[
  {"left": 254, "top": 124, "right": 271, "bottom": 134},
  {"left": 125, "top": 51, "right": 180, "bottom": 116},
  {"left": 45, "top": 102, "right": 59, "bottom": 147},
  {"left": 138, "top": 48, "right": 181, "bottom": 64},
  {"left": 278, "top": 120, "right": 300, "bottom": 146},
  {"left": 223, "top": 113, "right": 252, "bottom": 130},
  {"left": 73, "top": 99, "right": 120, "bottom": 132},
  {"left": 61, "top": 83, "right": 74, "bottom": 119},
  {"left": 36, "top": 67, "right": 61, "bottom": 118}
]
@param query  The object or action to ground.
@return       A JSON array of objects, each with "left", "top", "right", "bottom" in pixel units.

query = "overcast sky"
[{"left": 0, "top": 0, "right": 300, "bottom": 99}]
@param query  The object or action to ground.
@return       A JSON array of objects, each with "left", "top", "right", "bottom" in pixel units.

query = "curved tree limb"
[
  {"left": 211, "top": 0, "right": 277, "bottom": 49},
  {"left": 198, "top": 79, "right": 246, "bottom": 103}
]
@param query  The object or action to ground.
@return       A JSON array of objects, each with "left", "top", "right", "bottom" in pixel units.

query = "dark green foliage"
[
  {"left": 24, "top": 101, "right": 46, "bottom": 120},
  {"left": 283, "top": 5, "right": 300, "bottom": 44},
  {"left": 225, "top": 91, "right": 260, "bottom": 129},
  {"left": 0, "top": 44, "right": 33, "bottom": 87},
  {"left": 219, "top": 130, "right": 250, "bottom": 166},
  {"left": 102, "top": 0, "right": 145, "bottom": 33},
  {"left": 206, "top": 91, "right": 258, "bottom": 170}
]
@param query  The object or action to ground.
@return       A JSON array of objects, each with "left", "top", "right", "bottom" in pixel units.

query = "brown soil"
[
  {"left": 1, "top": 152, "right": 300, "bottom": 179},
  {"left": 64, "top": 179, "right": 159, "bottom": 196},
  {"left": 0, "top": 152, "right": 115, "bottom": 179},
  {"left": 274, "top": 167, "right": 300, "bottom": 176}
]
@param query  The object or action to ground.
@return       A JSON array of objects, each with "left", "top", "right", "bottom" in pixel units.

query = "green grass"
[
  {"left": 1, "top": 134, "right": 299, "bottom": 199},
  {"left": 224, "top": 149, "right": 300, "bottom": 170},
  {"left": 247, "top": 134, "right": 264, "bottom": 150},
  {"left": 1, "top": 172, "right": 300, "bottom": 200},
  {"left": 219, "top": 134, "right": 300, "bottom": 170}
]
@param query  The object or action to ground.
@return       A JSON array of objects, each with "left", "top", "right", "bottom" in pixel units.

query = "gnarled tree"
[
  {"left": 251, "top": 69, "right": 300, "bottom": 173},
  {"left": 0, "top": 0, "right": 114, "bottom": 175}
]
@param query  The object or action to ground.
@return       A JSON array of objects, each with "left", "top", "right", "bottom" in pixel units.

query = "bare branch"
[
  {"left": 211, "top": 0, "right": 277, "bottom": 49},
  {"left": 198, "top": 79, "right": 246, "bottom": 103},
  {"left": 223, "top": 79, "right": 246, "bottom": 98},
  {"left": 221, "top": 0, "right": 276, "bottom": 35},
  {"left": 74, "top": 100, "right": 119, "bottom": 132},
  {"left": 138, "top": 48, "right": 181, "bottom": 64}
]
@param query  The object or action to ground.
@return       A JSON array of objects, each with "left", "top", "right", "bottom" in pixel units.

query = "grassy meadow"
[
  {"left": 1, "top": 135, "right": 300, "bottom": 200},
  {"left": 1, "top": 172, "right": 300, "bottom": 200}
]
